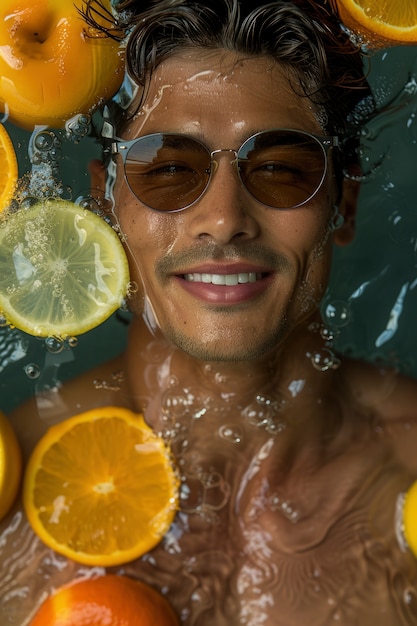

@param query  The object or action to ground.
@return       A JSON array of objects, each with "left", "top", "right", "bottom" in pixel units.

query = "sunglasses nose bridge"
[{"left": 209, "top": 148, "right": 239, "bottom": 176}]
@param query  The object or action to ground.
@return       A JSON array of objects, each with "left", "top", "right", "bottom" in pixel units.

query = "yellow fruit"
[
  {"left": 0, "top": 199, "right": 129, "bottom": 338},
  {"left": 403, "top": 480, "right": 417, "bottom": 558},
  {"left": 0, "top": 0, "right": 125, "bottom": 130},
  {"left": 0, "top": 124, "right": 18, "bottom": 213},
  {"left": 23, "top": 406, "right": 179, "bottom": 567},
  {"left": 331, "top": 0, "right": 417, "bottom": 46},
  {"left": 0, "top": 409, "right": 22, "bottom": 521},
  {"left": 29, "top": 575, "right": 180, "bottom": 626}
]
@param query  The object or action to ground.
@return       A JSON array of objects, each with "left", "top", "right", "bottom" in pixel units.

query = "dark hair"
[{"left": 82, "top": 0, "right": 375, "bottom": 171}]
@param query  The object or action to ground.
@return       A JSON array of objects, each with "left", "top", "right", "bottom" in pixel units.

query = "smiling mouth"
[{"left": 183, "top": 272, "right": 264, "bottom": 285}]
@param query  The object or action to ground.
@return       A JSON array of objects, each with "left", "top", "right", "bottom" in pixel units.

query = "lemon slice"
[
  {"left": 23, "top": 407, "right": 179, "bottom": 567},
  {"left": 0, "top": 409, "right": 22, "bottom": 521},
  {"left": 0, "top": 124, "right": 18, "bottom": 213},
  {"left": 0, "top": 199, "right": 129, "bottom": 338},
  {"left": 332, "top": 0, "right": 417, "bottom": 46}
]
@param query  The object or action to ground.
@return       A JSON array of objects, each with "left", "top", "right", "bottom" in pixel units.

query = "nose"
[{"left": 186, "top": 152, "right": 260, "bottom": 245}]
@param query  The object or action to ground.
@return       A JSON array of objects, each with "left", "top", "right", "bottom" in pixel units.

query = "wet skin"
[
  {"left": 1, "top": 51, "right": 417, "bottom": 625},
  {"left": 113, "top": 52, "right": 340, "bottom": 362}
]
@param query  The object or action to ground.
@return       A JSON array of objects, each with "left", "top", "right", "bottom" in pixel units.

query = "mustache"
[{"left": 155, "top": 242, "right": 293, "bottom": 277}]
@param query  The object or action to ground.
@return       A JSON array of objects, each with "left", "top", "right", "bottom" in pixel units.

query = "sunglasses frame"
[{"left": 110, "top": 128, "right": 339, "bottom": 212}]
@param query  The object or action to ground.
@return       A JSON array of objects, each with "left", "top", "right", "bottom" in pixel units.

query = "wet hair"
[{"left": 82, "top": 0, "right": 375, "bottom": 172}]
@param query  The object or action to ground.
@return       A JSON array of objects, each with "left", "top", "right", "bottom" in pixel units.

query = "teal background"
[
  {"left": 1, "top": 45, "right": 417, "bottom": 414},
  {"left": 328, "top": 45, "right": 417, "bottom": 374}
]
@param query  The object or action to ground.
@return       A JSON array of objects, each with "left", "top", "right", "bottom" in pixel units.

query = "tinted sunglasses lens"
[
  {"left": 124, "top": 134, "right": 211, "bottom": 211},
  {"left": 238, "top": 130, "right": 327, "bottom": 208}
]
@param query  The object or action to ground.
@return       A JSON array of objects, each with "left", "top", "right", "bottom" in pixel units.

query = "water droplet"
[{"left": 214, "top": 371, "right": 227, "bottom": 384}]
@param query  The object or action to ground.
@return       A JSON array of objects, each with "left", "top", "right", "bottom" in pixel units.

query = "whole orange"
[
  {"left": 29, "top": 575, "right": 180, "bottom": 626},
  {"left": 0, "top": 0, "right": 125, "bottom": 129}
]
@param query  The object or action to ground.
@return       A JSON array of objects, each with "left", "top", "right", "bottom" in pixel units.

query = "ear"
[{"left": 333, "top": 170, "right": 361, "bottom": 247}]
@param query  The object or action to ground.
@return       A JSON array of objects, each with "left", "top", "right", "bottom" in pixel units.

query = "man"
[{"left": 2, "top": 1, "right": 417, "bottom": 624}]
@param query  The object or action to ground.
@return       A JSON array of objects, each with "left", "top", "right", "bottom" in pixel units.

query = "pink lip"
[{"left": 173, "top": 263, "right": 274, "bottom": 305}]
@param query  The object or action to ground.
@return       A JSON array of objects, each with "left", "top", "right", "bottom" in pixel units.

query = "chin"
[{"left": 162, "top": 322, "right": 290, "bottom": 363}]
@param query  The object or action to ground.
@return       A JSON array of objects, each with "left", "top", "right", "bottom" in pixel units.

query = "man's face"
[{"left": 113, "top": 51, "right": 338, "bottom": 361}]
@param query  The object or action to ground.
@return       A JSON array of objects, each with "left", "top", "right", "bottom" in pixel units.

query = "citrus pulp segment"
[
  {"left": 0, "top": 124, "right": 18, "bottom": 213},
  {"left": 23, "top": 406, "right": 179, "bottom": 566},
  {"left": 0, "top": 200, "right": 129, "bottom": 338},
  {"left": 0, "top": 409, "right": 22, "bottom": 521}
]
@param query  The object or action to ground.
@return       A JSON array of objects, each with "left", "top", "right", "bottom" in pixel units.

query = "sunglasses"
[{"left": 111, "top": 129, "right": 338, "bottom": 212}]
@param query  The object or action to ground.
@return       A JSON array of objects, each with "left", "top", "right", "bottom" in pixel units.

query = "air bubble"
[
  {"left": 67, "top": 336, "right": 78, "bottom": 348},
  {"left": 65, "top": 114, "right": 92, "bottom": 142},
  {"left": 76, "top": 195, "right": 101, "bottom": 212},
  {"left": 20, "top": 197, "right": 40, "bottom": 210},
  {"left": 34, "top": 131, "right": 55, "bottom": 152},
  {"left": 389, "top": 209, "right": 417, "bottom": 246},
  {"left": 24, "top": 363, "right": 40, "bottom": 379},
  {"left": 309, "top": 348, "right": 341, "bottom": 372},
  {"left": 218, "top": 424, "right": 243, "bottom": 444},
  {"left": 323, "top": 300, "right": 351, "bottom": 328},
  {"left": 242, "top": 394, "right": 287, "bottom": 434},
  {"left": 45, "top": 336, "right": 65, "bottom": 353},
  {"left": 126, "top": 281, "right": 139, "bottom": 299},
  {"left": 48, "top": 147, "right": 62, "bottom": 162}
]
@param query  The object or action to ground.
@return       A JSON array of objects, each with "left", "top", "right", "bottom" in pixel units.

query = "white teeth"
[{"left": 184, "top": 272, "right": 258, "bottom": 285}]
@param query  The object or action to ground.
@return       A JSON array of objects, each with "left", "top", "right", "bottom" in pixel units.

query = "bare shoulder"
[
  {"left": 342, "top": 357, "right": 417, "bottom": 419},
  {"left": 9, "top": 354, "right": 129, "bottom": 459},
  {"left": 342, "top": 357, "right": 417, "bottom": 471}
]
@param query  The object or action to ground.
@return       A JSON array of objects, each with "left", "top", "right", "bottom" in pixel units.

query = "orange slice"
[
  {"left": 0, "top": 409, "right": 22, "bottom": 521},
  {"left": 0, "top": 124, "right": 18, "bottom": 213},
  {"left": 23, "top": 407, "right": 179, "bottom": 567},
  {"left": 331, "top": 0, "right": 417, "bottom": 46},
  {"left": 30, "top": 575, "right": 179, "bottom": 626}
]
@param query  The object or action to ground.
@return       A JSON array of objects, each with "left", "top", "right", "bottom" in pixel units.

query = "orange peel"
[
  {"left": 29, "top": 575, "right": 180, "bottom": 626},
  {"left": 0, "top": 123, "right": 18, "bottom": 212},
  {"left": 0, "top": 0, "right": 125, "bottom": 129},
  {"left": 0, "top": 409, "right": 22, "bottom": 522}
]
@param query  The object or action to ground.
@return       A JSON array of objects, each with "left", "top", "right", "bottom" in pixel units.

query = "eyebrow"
[{"left": 161, "top": 134, "right": 207, "bottom": 151}]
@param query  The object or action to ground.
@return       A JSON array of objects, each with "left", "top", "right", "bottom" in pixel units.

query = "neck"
[{"left": 122, "top": 313, "right": 346, "bottom": 448}]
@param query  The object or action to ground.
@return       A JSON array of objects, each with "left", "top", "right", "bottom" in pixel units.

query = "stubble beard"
[{"left": 160, "top": 312, "right": 291, "bottom": 363}]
